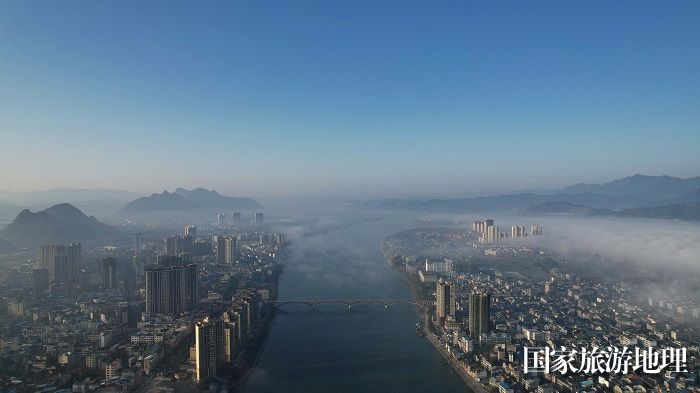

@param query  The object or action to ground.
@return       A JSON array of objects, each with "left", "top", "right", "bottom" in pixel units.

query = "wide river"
[{"left": 240, "top": 210, "right": 469, "bottom": 393}]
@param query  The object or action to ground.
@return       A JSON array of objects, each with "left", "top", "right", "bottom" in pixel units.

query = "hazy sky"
[{"left": 1, "top": 1, "right": 699, "bottom": 198}]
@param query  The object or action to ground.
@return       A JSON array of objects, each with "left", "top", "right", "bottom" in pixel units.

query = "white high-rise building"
[
  {"left": 195, "top": 317, "right": 225, "bottom": 382},
  {"left": 485, "top": 225, "right": 500, "bottom": 244},
  {"left": 511, "top": 225, "right": 525, "bottom": 238},
  {"left": 224, "top": 237, "right": 237, "bottom": 264}
]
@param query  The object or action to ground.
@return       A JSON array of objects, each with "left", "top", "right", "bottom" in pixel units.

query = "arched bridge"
[{"left": 270, "top": 299, "right": 434, "bottom": 310}]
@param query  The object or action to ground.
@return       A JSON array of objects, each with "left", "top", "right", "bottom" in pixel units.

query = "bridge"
[{"left": 269, "top": 299, "right": 434, "bottom": 310}]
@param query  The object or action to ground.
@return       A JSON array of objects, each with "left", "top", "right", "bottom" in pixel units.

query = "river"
[{"left": 239, "top": 210, "right": 469, "bottom": 393}]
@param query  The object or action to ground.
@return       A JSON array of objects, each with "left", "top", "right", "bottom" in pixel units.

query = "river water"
[{"left": 240, "top": 211, "right": 469, "bottom": 393}]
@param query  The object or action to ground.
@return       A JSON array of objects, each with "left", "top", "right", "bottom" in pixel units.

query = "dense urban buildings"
[
  {"left": 2, "top": 3, "right": 697, "bottom": 392},
  {"left": 383, "top": 226, "right": 700, "bottom": 392},
  {"left": 0, "top": 218, "right": 285, "bottom": 391}
]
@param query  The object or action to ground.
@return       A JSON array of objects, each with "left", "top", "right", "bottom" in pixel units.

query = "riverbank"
[
  {"left": 229, "top": 305, "right": 277, "bottom": 389},
  {"left": 381, "top": 240, "right": 487, "bottom": 393},
  {"left": 425, "top": 328, "right": 488, "bottom": 393},
  {"left": 229, "top": 265, "right": 284, "bottom": 389}
]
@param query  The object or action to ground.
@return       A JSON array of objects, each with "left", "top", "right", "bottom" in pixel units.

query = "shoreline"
[
  {"left": 380, "top": 243, "right": 487, "bottom": 393},
  {"left": 229, "top": 306, "right": 277, "bottom": 389},
  {"left": 229, "top": 264, "right": 284, "bottom": 390}
]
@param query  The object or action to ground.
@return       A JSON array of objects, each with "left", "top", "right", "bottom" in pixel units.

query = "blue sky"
[{"left": 1, "top": 1, "right": 698, "bottom": 198}]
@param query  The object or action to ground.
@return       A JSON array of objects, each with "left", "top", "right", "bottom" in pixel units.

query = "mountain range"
[
  {"left": 519, "top": 200, "right": 700, "bottom": 222},
  {"left": 0, "top": 203, "right": 120, "bottom": 248},
  {"left": 561, "top": 174, "right": 700, "bottom": 199},
  {"left": 119, "top": 188, "right": 260, "bottom": 214},
  {"left": 365, "top": 175, "right": 700, "bottom": 221}
]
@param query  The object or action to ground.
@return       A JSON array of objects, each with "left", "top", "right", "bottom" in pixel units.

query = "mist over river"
[{"left": 239, "top": 210, "right": 468, "bottom": 393}]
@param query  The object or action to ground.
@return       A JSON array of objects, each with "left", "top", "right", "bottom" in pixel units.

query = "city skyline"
[
  {"left": 2, "top": 1, "right": 699, "bottom": 198},
  {"left": 2, "top": 2, "right": 699, "bottom": 392}
]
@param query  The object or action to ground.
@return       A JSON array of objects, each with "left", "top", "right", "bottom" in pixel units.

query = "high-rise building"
[
  {"left": 53, "top": 254, "right": 70, "bottom": 284},
  {"left": 184, "top": 225, "right": 197, "bottom": 253},
  {"left": 224, "top": 237, "right": 237, "bottom": 264},
  {"left": 484, "top": 225, "right": 500, "bottom": 244},
  {"left": 40, "top": 244, "right": 81, "bottom": 284},
  {"left": 216, "top": 236, "right": 227, "bottom": 264},
  {"left": 192, "top": 291, "right": 261, "bottom": 382},
  {"left": 165, "top": 235, "right": 185, "bottom": 256},
  {"left": 67, "top": 243, "right": 82, "bottom": 283},
  {"left": 195, "top": 317, "right": 225, "bottom": 382},
  {"left": 217, "top": 214, "right": 226, "bottom": 228},
  {"left": 531, "top": 225, "right": 542, "bottom": 236},
  {"left": 145, "top": 264, "right": 198, "bottom": 315},
  {"left": 231, "top": 212, "right": 242, "bottom": 227},
  {"left": 254, "top": 212, "right": 263, "bottom": 226},
  {"left": 511, "top": 225, "right": 525, "bottom": 238},
  {"left": 223, "top": 319, "right": 238, "bottom": 364},
  {"left": 468, "top": 292, "right": 491, "bottom": 337},
  {"left": 214, "top": 236, "right": 236, "bottom": 264},
  {"left": 472, "top": 219, "right": 494, "bottom": 234},
  {"left": 102, "top": 257, "right": 118, "bottom": 289},
  {"left": 436, "top": 279, "right": 456, "bottom": 320}
]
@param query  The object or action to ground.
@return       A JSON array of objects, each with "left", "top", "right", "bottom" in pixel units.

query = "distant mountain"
[
  {"left": 365, "top": 192, "right": 649, "bottom": 212},
  {"left": 119, "top": 188, "right": 260, "bottom": 214},
  {"left": 0, "top": 203, "right": 120, "bottom": 248},
  {"left": 364, "top": 174, "right": 700, "bottom": 213},
  {"left": 120, "top": 191, "right": 195, "bottom": 211},
  {"left": 603, "top": 204, "right": 700, "bottom": 221},
  {"left": 519, "top": 200, "right": 700, "bottom": 222},
  {"left": 562, "top": 174, "right": 700, "bottom": 199},
  {"left": 517, "top": 201, "right": 606, "bottom": 215}
]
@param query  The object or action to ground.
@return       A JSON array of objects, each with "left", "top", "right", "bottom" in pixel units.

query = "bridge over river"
[{"left": 269, "top": 299, "right": 434, "bottom": 309}]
